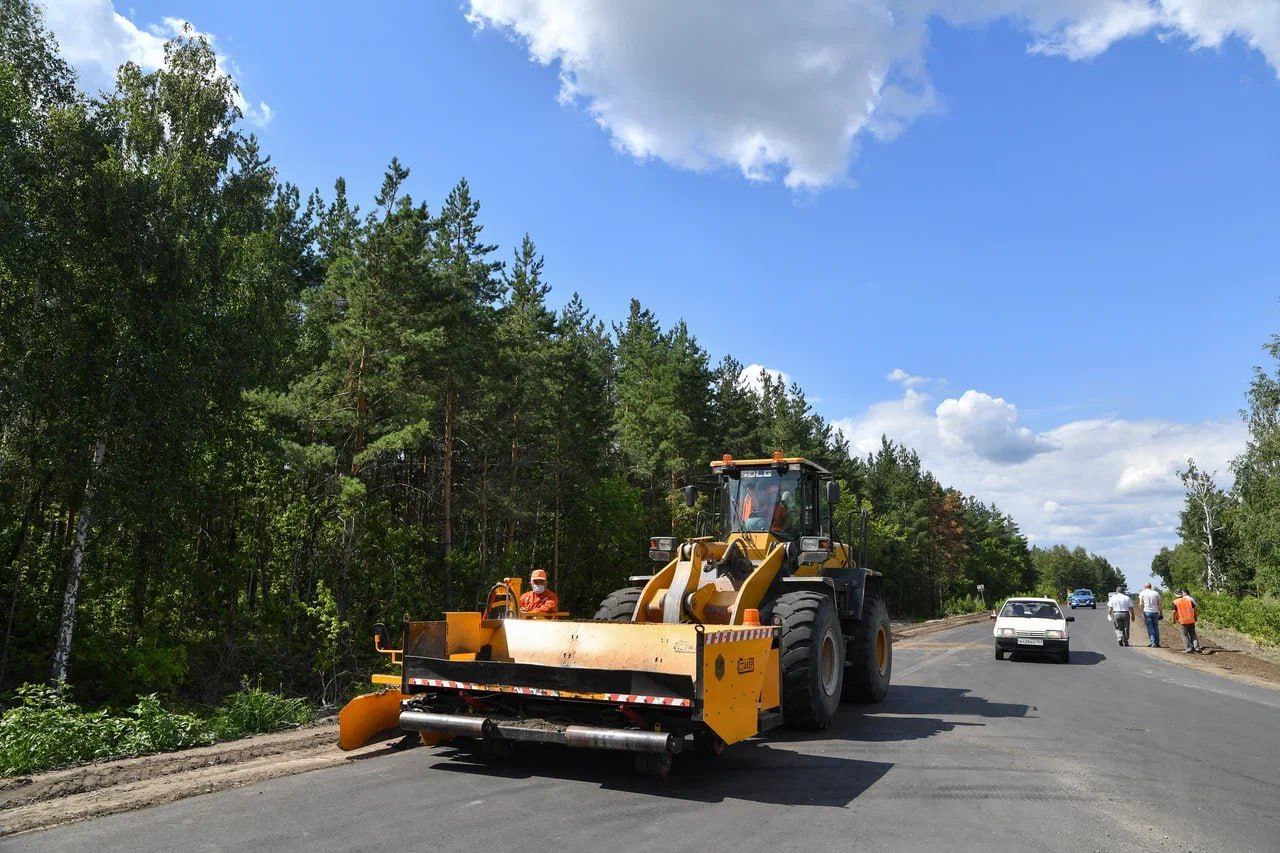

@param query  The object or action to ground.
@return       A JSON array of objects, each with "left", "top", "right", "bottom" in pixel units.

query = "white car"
[{"left": 992, "top": 597, "right": 1074, "bottom": 663}]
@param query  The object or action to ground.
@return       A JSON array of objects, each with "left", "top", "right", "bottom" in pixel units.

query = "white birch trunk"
[{"left": 51, "top": 438, "right": 106, "bottom": 684}]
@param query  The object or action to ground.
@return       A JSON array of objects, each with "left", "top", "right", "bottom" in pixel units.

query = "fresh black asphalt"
[{"left": 11, "top": 610, "right": 1280, "bottom": 851}]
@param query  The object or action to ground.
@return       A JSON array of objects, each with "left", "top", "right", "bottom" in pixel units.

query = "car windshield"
[
  {"left": 1073, "top": 589, "right": 1093, "bottom": 596},
  {"left": 722, "top": 469, "right": 801, "bottom": 539},
  {"left": 1000, "top": 601, "right": 1063, "bottom": 619}
]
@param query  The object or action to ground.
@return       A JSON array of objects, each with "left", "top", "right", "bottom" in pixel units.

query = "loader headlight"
[
  {"left": 649, "top": 536, "right": 677, "bottom": 562},
  {"left": 798, "top": 536, "right": 833, "bottom": 565}
]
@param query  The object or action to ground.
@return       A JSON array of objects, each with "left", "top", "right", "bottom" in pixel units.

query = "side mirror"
[
  {"left": 826, "top": 480, "right": 841, "bottom": 507},
  {"left": 373, "top": 622, "right": 392, "bottom": 651},
  {"left": 683, "top": 484, "right": 698, "bottom": 508}
]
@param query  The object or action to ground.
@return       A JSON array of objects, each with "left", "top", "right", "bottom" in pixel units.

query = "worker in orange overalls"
[
  {"left": 1172, "top": 589, "right": 1202, "bottom": 653},
  {"left": 519, "top": 568, "right": 559, "bottom": 616}
]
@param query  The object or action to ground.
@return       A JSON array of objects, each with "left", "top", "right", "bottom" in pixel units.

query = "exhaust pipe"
[
  {"left": 561, "top": 725, "right": 679, "bottom": 754},
  {"left": 399, "top": 711, "right": 680, "bottom": 754},
  {"left": 399, "top": 710, "right": 488, "bottom": 738}
]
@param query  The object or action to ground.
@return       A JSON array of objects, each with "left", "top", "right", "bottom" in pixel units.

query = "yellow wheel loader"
[{"left": 339, "top": 453, "right": 892, "bottom": 776}]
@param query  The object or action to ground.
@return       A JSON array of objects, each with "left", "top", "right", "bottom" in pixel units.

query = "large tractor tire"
[
  {"left": 594, "top": 587, "right": 642, "bottom": 622},
  {"left": 771, "top": 591, "right": 845, "bottom": 730},
  {"left": 842, "top": 590, "right": 891, "bottom": 703}
]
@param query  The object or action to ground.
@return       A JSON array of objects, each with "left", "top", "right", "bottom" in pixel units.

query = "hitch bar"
[{"left": 399, "top": 710, "right": 682, "bottom": 755}]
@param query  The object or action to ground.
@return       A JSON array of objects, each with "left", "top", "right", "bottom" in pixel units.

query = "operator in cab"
[
  {"left": 739, "top": 479, "right": 797, "bottom": 536},
  {"left": 519, "top": 568, "right": 559, "bottom": 616}
]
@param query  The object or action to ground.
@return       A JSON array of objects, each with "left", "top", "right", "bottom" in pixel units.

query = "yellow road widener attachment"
[{"left": 386, "top": 613, "right": 780, "bottom": 771}]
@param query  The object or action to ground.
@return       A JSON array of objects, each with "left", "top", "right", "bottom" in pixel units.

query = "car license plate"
[{"left": 1017, "top": 638, "right": 1044, "bottom": 646}]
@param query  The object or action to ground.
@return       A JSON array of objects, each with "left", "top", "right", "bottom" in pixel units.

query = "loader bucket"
[{"left": 338, "top": 688, "right": 406, "bottom": 750}]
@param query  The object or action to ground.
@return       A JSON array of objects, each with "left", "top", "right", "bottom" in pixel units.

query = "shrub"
[
  {"left": 0, "top": 685, "right": 124, "bottom": 776},
  {"left": 943, "top": 594, "right": 989, "bottom": 616},
  {"left": 0, "top": 684, "right": 313, "bottom": 777},
  {"left": 210, "top": 686, "right": 313, "bottom": 741}
]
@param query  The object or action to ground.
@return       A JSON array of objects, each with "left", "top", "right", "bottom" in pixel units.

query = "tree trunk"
[
  {"left": 1, "top": 472, "right": 48, "bottom": 686},
  {"left": 352, "top": 347, "right": 367, "bottom": 475},
  {"left": 51, "top": 438, "right": 106, "bottom": 685},
  {"left": 442, "top": 381, "right": 455, "bottom": 610},
  {"left": 553, "top": 469, "right": 561, "bottom": 591},
  {"left": 1203, "top": 502, "right": 1217, "bottom": 590}
]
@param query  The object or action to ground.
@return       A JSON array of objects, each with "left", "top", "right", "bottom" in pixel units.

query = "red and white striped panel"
[
  {"left": 601, "top": 693, "right": 691, "bottom": 707},
  {"left": 408, "top": 677, "right": 557, "bottom": 698},
  {"left": 408, "top": 677, "right": 691, "bottom": 708},
  {"left": 704, "top": 626, "right": 777, "bottom": 645}
]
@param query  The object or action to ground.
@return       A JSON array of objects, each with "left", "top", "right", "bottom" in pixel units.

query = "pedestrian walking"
[
  {"left": 1107, "top": 586, "right": 1135, "bottom": 646},
  {"left": 1172, "top": 589, "right": 1202, "bottom": 653},
  {"left": 1138, "top": 582, "right": 1162, "bottom": 647}
]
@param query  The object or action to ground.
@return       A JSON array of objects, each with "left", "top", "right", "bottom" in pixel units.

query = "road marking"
[
  {"left": 1136, "top": 668, "right": 1280, "bottom": 710},
  {"left": 901, "top": 641, "right": 976, "bottom": 649},
  {"left": 896, "top": 643, "right": 978, "bottom": 677}
]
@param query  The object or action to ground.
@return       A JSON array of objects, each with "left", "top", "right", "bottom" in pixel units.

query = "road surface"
[{"left": 12, "top": 610, "right": 1280, "bottom": 852}]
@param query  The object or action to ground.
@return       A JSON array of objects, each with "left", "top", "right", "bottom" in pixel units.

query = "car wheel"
[
  {"left": 994, "top": 646, "right": 1004, "bottom": 661},
  {"left": 1058, "top": 646, "right": 1070, "bottom": 664}
]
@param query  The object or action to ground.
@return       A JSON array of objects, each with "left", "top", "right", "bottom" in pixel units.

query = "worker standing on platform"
[{"left": 519, "top": 568, "right": 559, "bottom": 616}]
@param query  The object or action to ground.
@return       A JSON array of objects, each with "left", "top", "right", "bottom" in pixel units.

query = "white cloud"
[
  {"left": 834, "top": 386, "right": 1245, "bottom": 586},
  {"left": 936, "top": 389, "right": 1056, "bottom": 463},
  {"left": 467, "top": 1, "right": 1280, "bottom": 188},
  {"left": 739, "top": 363, "right": 793, "bottom": 395},
  {"left": 39, "top": 0, "right": 273, "bottom": 126},
  {"left": 886, "top": 368, "right": 933, "bottom": 388}
]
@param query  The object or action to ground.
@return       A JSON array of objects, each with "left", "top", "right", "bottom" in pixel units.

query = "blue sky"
[{"left": 41, "top": 1, "right": 1280, "bottom": 584}]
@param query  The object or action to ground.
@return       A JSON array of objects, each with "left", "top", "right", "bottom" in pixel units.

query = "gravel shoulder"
[{"left": 1131, "top": 614, "right": 1280, "bottom": 691}]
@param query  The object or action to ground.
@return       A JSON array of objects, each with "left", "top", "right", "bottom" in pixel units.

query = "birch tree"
[{"left": 1179, "top": 459, "right": 1229, "bottom": 591}]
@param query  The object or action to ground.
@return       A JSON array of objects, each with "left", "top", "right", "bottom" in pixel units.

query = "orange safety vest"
[
  {"left": 1172, "top": 597, "right": 1197, "bottom": 625},
  {"left": 519, "top": 589, "right": 559, "bottom": 615}
]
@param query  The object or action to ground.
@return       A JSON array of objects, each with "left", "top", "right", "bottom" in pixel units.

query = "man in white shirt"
[
  {"left": 1107, "top": 586, "right": 1135, "bottom": 646},
  {"left": 1138, "top": 582, "right": 1162, "bottom": 647}
]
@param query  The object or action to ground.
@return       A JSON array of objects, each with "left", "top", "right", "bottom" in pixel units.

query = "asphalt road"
[{"left": 12, "top": 610, "right": 1280, "bottom": 852}]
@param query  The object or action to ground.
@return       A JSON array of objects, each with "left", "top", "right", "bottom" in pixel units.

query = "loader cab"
[{"left": 711, "top": 454, "right": 834, "bottom": 543}]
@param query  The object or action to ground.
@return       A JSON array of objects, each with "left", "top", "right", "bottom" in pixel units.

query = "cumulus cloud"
[
  {"left": 833, "top": 385, "right": 1245, "bottom": 585},
  {"left": 936, "top": 389, "right": 1056, "bottom": 463},
  {"left": 39, "top": 0, "right": 273, "bottom": 126},
  {"left": 467, "top": 1, "right": 1280, "bottom": 187},
  {"left": 739, "top": 363, "right": 793, "bottom": 395}
]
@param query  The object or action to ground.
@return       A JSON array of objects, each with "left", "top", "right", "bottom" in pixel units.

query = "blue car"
[{"left": 1068, "top": 589, "right": 1096, "bottom": 609}]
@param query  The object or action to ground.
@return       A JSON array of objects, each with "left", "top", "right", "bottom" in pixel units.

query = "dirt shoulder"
[
  {"left": 894, "top": 611, "right": 990, "bottom": 640},
  {"left": 0, "top": 720, "right": 399, "bottom": 838},
  {"left": 1132, "top": 614, "right": 1280, "bottom": 691}
]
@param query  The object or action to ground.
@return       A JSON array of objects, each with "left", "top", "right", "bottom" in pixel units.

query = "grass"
[
  {"left": 0, "top": 683, "right": 313, "bottom": 777},
  {"left": 1187, "top": 591, "right": 1280, "bottom": 648}
]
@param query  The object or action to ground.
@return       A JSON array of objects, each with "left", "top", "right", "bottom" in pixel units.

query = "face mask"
[{"left": 532, "top": 583, "right": 546, "bottom": 594}]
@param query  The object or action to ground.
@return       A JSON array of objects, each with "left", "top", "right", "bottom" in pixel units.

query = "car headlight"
[
  {"left": 999, "top": 628, "right": 1015, "bottom": 637},
  {"left": 1045, "top": 629, "right": 1065, "bottom": 639}
]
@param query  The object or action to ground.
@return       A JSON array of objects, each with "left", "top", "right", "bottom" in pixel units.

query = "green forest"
[
  {"left": 0, "top": 3, "right": 1123, "bottom": 709},
  {"left": 1152, "top": 336, "right": 1280, "bottom": 644}
]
